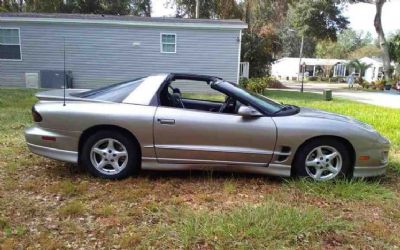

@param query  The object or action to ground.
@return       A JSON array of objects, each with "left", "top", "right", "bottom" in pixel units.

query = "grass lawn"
[{"left": 1, "top": 88, "right": 400, "bottom": 249}]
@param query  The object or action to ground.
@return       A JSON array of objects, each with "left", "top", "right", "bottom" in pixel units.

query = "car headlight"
[
  {"left": 352, "top": 119, "right": 376, "bottom": 133},
  {"left": 377, "top": 133, "right": 390, "bottom": 144}
]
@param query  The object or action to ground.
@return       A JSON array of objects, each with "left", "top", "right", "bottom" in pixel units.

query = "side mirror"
[{"left": 238, "top": 106, "right": 262, "bottom": 117}]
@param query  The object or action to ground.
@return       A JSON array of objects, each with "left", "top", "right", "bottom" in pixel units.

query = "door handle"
[{"left": 157, "top": 119, "right": 175, "bottom": 125}]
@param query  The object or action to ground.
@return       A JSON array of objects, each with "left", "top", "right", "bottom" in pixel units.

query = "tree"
[
  {"left": 130, "top": 0, "right": 151, "bottom": 16},
  {"left": 241, "top": 0, "right": 289, "bottom": 76},
  {"left": 315, "top": 29, "right": 373, "bottom": 59},
  {"left": 168, "top": 0, "right": 242, "bottom": 19},
  {"left": 347, "top": 59, "right": 372, "bottom": 83},
  {"left": 23, "top": 0, "right": 151, "bottom": 16},
  {"left": 315, "top": 40, "right": 348, "bottom": 59},
  {"left": 389, "top": 33, "right": 400, "bottom": 64},
  {"left": 389, "top": 33, "right": 400, "bottom": 78},
  {"left": 25, "top": 0, "right": 66, "bottom": 13},
  {"left": 288, "top": 0, "right": 349, "bottom": 41},
  {"left": 372, "top": 0, "right": 391, "bottom": 80},
  {"left": 346, "top": 0, "right": 391, "bottom": 80},
  {"left": 348, "top": 44, "right": 382, "bottom": 59},
  {"left": 170, "top": 0, "right": 350, "bottom": 77},
  {"left": 280, "top": 30, "right": 316, "bottom": 58},
  {"left": 0, "top": 0, "right": 23, "bottom": 12},
  {"left": 241, "top": 28, "right": 276, "bottom": 77},
  {"left": 243, "top": 0, "right": 351, "bottom": 76}
]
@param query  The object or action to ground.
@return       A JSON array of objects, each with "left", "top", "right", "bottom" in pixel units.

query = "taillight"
[{"left": 32, "top": 105, "right": 42, "bottom": 122}]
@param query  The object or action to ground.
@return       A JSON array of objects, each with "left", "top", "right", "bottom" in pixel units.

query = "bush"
[
  {"left": 320, "top": 77, "right": 329, "bottom": 82},
  {"left": 268, "top": 79, "right": 287, "bottom": 89},
  {"left": 245, "top": 77, "right": 266, "bottom": 93},
  {"left": 308, "top": 76, "right": 318, "bottom": 81},
  {"left": 239, "top": 77, "right": 249, "bottom": 89},
  {"left": 329, "top": 77, "right": 338, "bottom": 82},
  {"left": 374, "top": 80, "right": 386, "bottom": 90},
  {"left": 244, "top": 77, "right": 286, "bottom": 93},
  {"left": 357, "top": 78, "right": 372, "bottom": 89}
]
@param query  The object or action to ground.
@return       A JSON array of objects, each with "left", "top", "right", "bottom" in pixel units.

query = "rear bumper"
[
  {"left": 25, "top": 126, "right": 80, "bottom": 163},
  {"left": 27, "top": 143, "right": 78, "bottom": 163}
]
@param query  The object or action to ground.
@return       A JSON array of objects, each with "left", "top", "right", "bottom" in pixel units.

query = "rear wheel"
[
  {"left": 293, "top": 138, "right": 352, "bottom": 181},
  {"left": 81, "top": 130, "right": 140, "bottom": 179}
]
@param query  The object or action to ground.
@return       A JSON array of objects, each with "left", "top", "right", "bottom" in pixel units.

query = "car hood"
[{"left": 297, "top": 107, "right": 375, "bottom": 131}]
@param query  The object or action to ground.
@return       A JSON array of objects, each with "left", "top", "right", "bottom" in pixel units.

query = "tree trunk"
[
  {"left": 19, "top": 0, "right": 23, "bottom": 11},
  {"left": 374, "top": 0, "right": 391, "bottom": 81}
]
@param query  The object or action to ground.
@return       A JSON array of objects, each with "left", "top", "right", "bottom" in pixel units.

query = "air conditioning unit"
[{"left": 40, "top": 70, "right": 73, "bottom": 89}]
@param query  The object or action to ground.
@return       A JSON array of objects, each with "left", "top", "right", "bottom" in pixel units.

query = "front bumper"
[
  {"left": 353, "top": 140, "right": 390, "bottom": 178},
  {"left": 353, "top": 164, "right": 387, "bottom": 177},
  {"left": 25, "top": 126, "right": 80, "bottom": 163}
]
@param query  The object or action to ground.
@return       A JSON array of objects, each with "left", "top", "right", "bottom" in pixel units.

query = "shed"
[{"left": 0, "top": 13, "right": 247, "bottom": 91}]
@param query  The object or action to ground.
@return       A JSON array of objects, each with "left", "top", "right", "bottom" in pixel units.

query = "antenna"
[{"left": 63, "top": 37, "right": 66, "bottom": 106}]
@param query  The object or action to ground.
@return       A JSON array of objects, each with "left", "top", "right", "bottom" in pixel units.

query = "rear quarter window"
[{"left": 73, "top": 78, "right": 145, "bottom": 102}]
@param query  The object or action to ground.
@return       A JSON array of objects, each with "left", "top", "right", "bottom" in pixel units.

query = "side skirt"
[{"left": 141, "top": 157, "right": 291, "bottom": 177}]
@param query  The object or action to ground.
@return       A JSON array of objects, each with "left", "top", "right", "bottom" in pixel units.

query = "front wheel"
[
  {"left": 81, "top": 130, "right": 140, "bottom": 179},
  {"left": 293, "top": 139, "right": 352, "bottom": 181}
]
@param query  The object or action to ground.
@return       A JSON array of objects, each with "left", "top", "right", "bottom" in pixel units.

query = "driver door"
[{"left": 153, "top": 106, "right": 277, "bottom": 166}]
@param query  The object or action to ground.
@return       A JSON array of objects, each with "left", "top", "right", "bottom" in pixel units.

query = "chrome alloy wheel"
[
  {"left": 305, "top": 145, "right": 342, "bottom": 181},
  {"left": 90, "top": 138, "right": 129, "bottom": 175}
]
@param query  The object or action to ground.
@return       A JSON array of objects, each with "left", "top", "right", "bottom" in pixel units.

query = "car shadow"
[
  {"left": 51, "top": 162, "right": 388, "bottom": 184},
  {"left": 53, "top": 162, "right": 287, "bottom": 183},
  {"left": 139, "top": 169, "right": 286, "bottom": 183}
]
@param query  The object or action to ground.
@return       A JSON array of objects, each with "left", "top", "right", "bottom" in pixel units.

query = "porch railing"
[{"left": 240, "top": 62, "right": 250, "bottom": 78}]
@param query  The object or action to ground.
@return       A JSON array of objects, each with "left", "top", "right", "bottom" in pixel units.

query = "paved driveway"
[{"left": 283, "top": 81, "right": 400, "bottom": 109}]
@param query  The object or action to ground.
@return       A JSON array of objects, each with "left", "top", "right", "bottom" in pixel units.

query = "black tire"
[
  {"left": 293, "top": 138, "right": 352, "bottom": 180},
  {"left": 81, "top": 130, "right": 140, "bottom": 179}
]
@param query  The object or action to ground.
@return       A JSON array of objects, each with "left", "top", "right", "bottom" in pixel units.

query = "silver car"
[{"left": 25, "top": 73, "right": 390, "bottom": 180}]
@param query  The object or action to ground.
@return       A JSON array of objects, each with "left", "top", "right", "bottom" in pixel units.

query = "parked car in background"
[{"left": 25, "top": 73, "right": 390, "bottom": 181}]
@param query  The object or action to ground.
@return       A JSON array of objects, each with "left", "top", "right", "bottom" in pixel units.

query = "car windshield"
[
  {"left": 214, "top": 81, "right": 283, "bottom": 114},
  {"left": 73, "top": 77, "right": 145, "bottom": 102}
]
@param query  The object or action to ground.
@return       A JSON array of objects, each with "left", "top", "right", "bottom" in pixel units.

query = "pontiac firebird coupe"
[{"left": 25, "top": 73, "right": 390, "bottom": 181}]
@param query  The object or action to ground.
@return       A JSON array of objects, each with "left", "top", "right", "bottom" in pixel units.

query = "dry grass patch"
[
  {"left": 49, "top": 180, "right": 89, "bottom": 197},
  {"left": 59, "top": 200, "right": 86, "bottom": 217},
  {"left": 285, "top": 179, "right": 395, "bottom": 201},
  {"left": 223, "top": 179, "right": 237, "bottom": 194},
  {"left": 141, "top": 199, "right": 349, "bottom": 249},
  {"left": 94, "top": 204, "right": 116, "bottom": 217}
]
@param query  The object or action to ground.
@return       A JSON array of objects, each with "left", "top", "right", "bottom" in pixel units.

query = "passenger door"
[{"left": 153, "top": 107, "right": 277, "bottom": 167}]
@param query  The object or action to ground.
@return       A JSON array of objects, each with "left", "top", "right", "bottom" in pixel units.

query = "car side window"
[
  {"left": 170, "top": 79, "right": 226, "bottom": 102},
  {"left": 159, "top": 79, "right": 242, "bottom": 115}
]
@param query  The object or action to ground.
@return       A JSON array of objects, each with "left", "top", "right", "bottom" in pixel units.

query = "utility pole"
[
  {"left": 301, "top": 62, "right": 306, "bottom": 93},
  {"left": 298, "top": 35, "right": 304, "bottom": 84},
  {"left": 195, "top": 0, "right": 200, "bottom": 18}
]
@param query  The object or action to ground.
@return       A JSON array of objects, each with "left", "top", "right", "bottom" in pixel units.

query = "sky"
[
  {"left": 152, "top": 0, "right": 176, "bottom": 17},
  {"left": 151, "top": 0, "right": 400, "bottom": 37},
  {"left": 343, "top": 1, "right": 400, "bottom": 37}
]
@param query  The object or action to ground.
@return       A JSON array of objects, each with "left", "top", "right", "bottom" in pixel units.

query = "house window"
[
  {"left": 0, "top": 28, "right": 21, "bottom": 60},
  {"left": 161, "top": 33, "right": 176, "bottom": 53}
]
